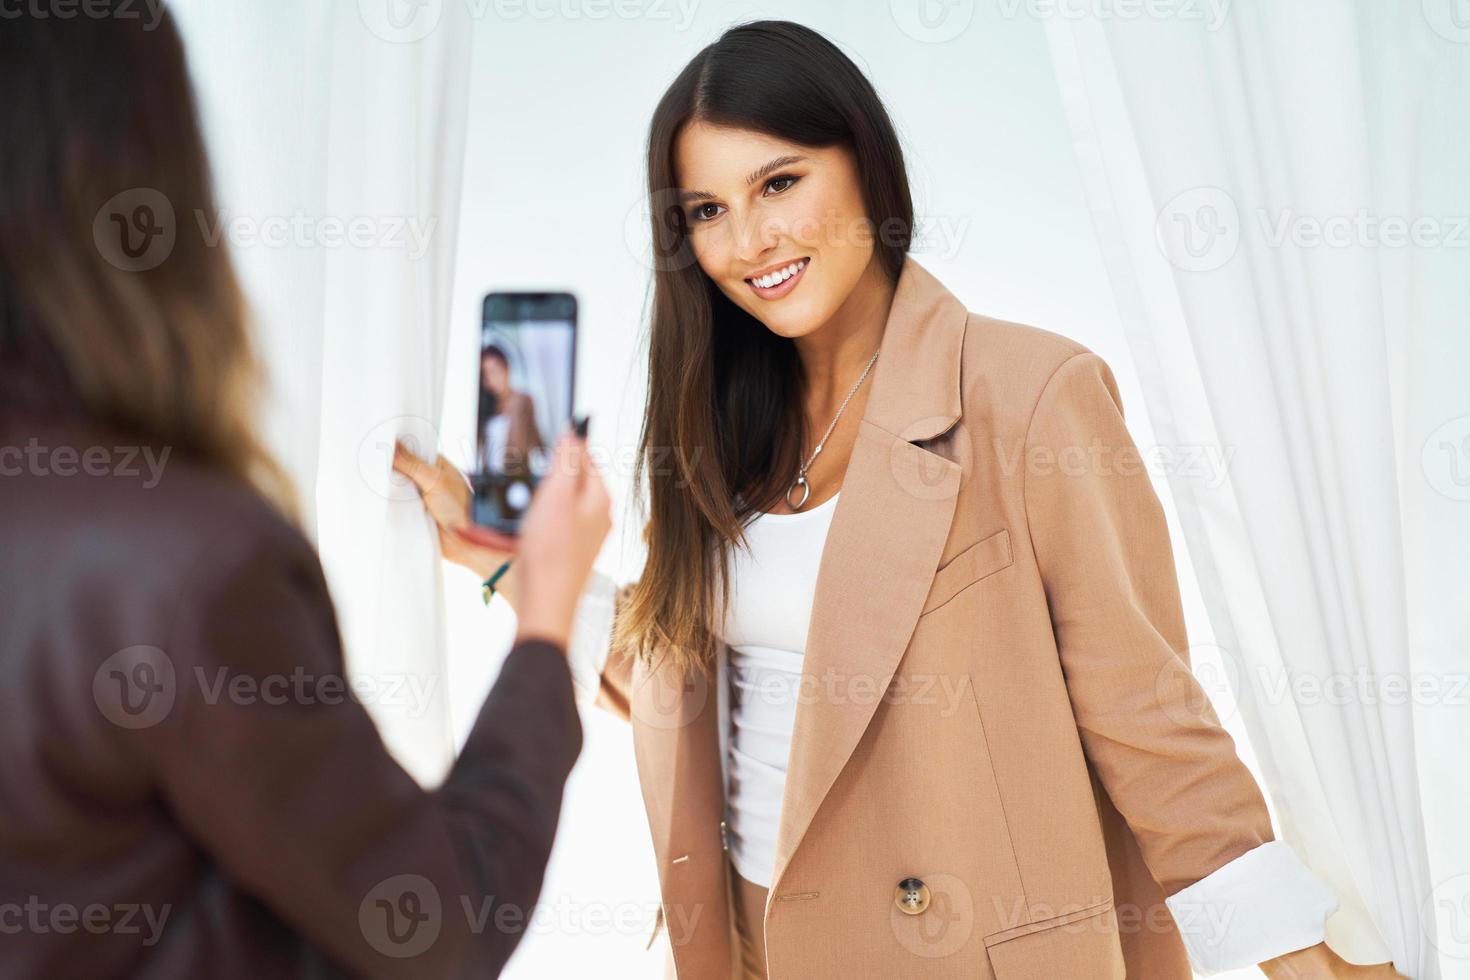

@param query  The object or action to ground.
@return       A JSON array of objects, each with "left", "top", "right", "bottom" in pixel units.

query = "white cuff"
[
  {"left": 565, "top": 569, "right": 617, "bottom": 708},
  {"left": 1164, "top": 839, "right": 1339, "bottom": 975}
]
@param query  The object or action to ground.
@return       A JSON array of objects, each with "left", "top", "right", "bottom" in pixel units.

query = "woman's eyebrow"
[{"left": 677, "top": 154, "right": 809, "bottom": 204}]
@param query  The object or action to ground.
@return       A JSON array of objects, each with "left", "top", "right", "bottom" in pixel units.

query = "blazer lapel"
[{"left": 769, "top": 255, "right": 969, "bottom": 895}]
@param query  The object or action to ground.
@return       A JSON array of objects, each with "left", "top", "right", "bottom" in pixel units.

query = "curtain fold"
[
  {"left": 1042, "top": 5, "right": 1469, "bottom": 977},
  {"left": 172, "top": 0, "right": 473, "bottom": 786}
]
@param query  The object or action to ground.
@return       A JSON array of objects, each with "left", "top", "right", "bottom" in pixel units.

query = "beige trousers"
[{"left": 730, "top": 860, "right": 769, "bottom": 979}]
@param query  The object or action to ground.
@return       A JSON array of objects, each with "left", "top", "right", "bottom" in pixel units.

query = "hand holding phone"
[
  {"left": 393, "top": 413, "right": 607, "bottom": 641},
  {"left": 512, "top": 421, "right": 612, "bottom": 649}
]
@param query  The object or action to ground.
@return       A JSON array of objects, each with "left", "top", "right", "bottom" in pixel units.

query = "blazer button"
[{"left": 894, "top": 877, "right": 930, "bottom": 915}]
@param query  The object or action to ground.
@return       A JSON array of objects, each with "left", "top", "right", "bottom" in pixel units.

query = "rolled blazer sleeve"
[
  {"left": 563, "top": 569, "right": 638, "bottom": 722},
  {"left": 137, "top": 524, "right": 583, "bottom": 979},
  {"left": 1021, "top": 351, "right": 1337, "bottom": 974},
  {"left": 565, "top": 570, "right": 617, "bottom": 708}
]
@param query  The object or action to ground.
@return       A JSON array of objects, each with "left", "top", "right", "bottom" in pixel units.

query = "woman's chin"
[{"left": 752, "top": 297, "right": 829, "bottom": 340}]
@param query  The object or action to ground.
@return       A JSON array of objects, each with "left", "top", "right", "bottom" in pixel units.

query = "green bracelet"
[{"left": 481, "top": 559, "right": 513, "bottom": 606}]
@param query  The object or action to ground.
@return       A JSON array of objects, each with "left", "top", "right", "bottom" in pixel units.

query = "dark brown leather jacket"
[{"left": 0, "top": 361, "right": 583, "bottom": 978}]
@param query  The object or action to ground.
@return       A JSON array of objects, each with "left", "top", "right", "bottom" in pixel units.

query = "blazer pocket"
[
  {"left": 919, "top": 527, "right": 1013, "bottom": 616},
  {"left": 983, "top": 899, "right": 1124, "bottom": 979}
]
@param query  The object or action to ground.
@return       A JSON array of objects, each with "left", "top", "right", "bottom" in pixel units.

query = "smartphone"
[{"left": 470, "top": 291, "right": 577, "bottom": 534}]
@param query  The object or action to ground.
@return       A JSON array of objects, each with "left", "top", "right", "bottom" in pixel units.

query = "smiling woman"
[
  {"left": 402, "top": 16, "right": 1402, "bottom": 980},
  {"left": 626, "top": 21, "right": 917, "bottom": 685}
]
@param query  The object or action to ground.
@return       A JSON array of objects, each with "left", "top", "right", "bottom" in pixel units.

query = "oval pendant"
[{"left": 785, "top": 475, "right": 811, "bottom": 511}]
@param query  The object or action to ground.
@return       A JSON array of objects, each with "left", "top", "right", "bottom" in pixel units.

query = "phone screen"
[{"left": 471, "top": 292, "right": 577, "bottom": 533}]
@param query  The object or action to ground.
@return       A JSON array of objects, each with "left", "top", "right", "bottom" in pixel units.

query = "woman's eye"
[
  {"left": 690, "top": 203, "right": 724, "bottom": 223},
  {"left": 765, "top": 175, "right": 799, "bottom": 195}
]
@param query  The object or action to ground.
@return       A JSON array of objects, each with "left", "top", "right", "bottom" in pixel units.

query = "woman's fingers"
[
  {"left": 452, "top": 522, "right": 519, "bottom": 554},
  {"left": 555, "top": 426, "right": 585, "bottom": 486},
  {"left": 392, "top": 439, "right": 474, "bottom": 530},
  {"left": 391, "top": 439, "right": 434, "bottom": 490}
]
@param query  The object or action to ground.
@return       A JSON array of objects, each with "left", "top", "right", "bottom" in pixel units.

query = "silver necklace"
[{"left": 785, "top": 347, "right": 881, "bottom": 511}]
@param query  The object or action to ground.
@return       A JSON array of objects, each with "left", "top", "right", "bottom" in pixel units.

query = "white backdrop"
[{"left": 172, "top": 0, "right": 472, "bottom": 784}]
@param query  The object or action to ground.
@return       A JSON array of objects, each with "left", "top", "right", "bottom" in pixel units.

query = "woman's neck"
[{"left": 792, "top": 255, "right": 895, "bottom": 415}]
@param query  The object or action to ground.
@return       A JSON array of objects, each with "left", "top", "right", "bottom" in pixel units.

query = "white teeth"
[{"left": 750, "top": 258, "right": 807, "bottom": 290}]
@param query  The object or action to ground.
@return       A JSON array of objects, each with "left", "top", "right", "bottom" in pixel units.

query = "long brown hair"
[
  {"left": 0, "top": 2, "right": 296, "bottom": 520},
  {"left": 612, "top": 20, "right": 913, "bottom": 678}
]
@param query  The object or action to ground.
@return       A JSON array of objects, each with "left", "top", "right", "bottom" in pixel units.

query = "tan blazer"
[{"left": 593, "top": 256, "right": 1275, "bottom": 979}]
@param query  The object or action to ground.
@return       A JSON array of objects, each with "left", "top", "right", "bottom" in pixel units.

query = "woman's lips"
[{"left": 745, "top": 256, "right": 809, "bottom": 300}]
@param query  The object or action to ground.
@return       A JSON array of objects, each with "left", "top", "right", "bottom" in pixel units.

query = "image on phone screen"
[{"left": 471, "top": 292, "right": 577, "bottom": 534}]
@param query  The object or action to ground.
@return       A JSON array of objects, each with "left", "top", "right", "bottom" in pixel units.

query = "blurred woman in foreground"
[{"left": 0, "top": 5, "right": 609, "bottom": 978}]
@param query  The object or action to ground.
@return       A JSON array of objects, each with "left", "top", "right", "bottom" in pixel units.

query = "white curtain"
[
  {"left": 171, "top": 0, "right": 473, "bottom": 786},
  {"left": 1042, "top": 4, "right": 1469, "bottom": 977}
]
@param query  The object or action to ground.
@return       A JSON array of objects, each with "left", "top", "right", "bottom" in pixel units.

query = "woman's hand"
[
  {"left": 391, "top": 426, "right": 612, "bottom": 650},
  {"left": 391, "top": 440, "right": 516, "bottom": 582},
  {"left": 1259, "top": 942, "right": 1407, "bottom": 979},
  {"left": 510, "top": 426, "right": 612, "bottom": 649}
]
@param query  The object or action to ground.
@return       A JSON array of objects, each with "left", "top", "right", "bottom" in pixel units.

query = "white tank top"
[{"left": 718, "top": 491, "right": 840, "bottom": 889}]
